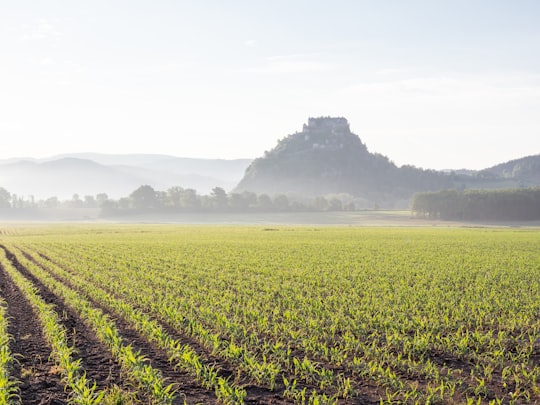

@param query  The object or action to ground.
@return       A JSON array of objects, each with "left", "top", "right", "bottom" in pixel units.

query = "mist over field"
[
  {"left": 0, "top": 119, "right": 539, "bottom": 223},
  {"left": 0, "top": 154, "right": 251, "bottom": 199},
  {"left": 1, "top": 2, "right": 539, "bottom": 223}
]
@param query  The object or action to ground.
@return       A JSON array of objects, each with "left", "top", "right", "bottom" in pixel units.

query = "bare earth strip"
[
  {"left": 0, "top": 259, "right": 68, "bottom": 404},
  {"left": 7, "top": 245, "right": 221, "bottom": 405},
  {"left": 32, "top": 247, "right": 382, "bottom": 404},
  {"left": 29, "top": 247, "right": 294, "bottom": 404},
  {"left": 0, "top": 246, "right": 134, "bottom": 394}
]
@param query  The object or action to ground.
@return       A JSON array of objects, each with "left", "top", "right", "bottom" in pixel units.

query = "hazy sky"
[{"left": 1, "top": 1, "right": 539, "bottom": 170}]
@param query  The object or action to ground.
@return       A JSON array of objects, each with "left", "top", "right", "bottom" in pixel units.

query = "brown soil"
[
  {"left": 5, "top": 245, "right": 221, "bottom": 405},
  {"left": 0, "top": 258, "right": 69, "bottom": 404},
  {"left": 0, "top": 246, "right": 138, "bottom": 404},
  {"left": 30, "top": 248, "right": 295, "bottom": 404}
]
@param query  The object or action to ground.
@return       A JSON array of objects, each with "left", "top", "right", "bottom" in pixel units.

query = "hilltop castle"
[{"left": 302, "top": 117, "right": 350, "bottom": 135}]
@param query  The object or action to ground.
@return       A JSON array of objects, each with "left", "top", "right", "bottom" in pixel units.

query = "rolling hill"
[{"left": 0, "top": 154, "right": 252, "bottom": 199}]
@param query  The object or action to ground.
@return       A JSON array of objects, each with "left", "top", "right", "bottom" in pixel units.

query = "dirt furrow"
[
  {"left": 34, "top": 247, "right": 381, "bottom": 404},
  {"left": 0, "top": 261, "right": 68, "bottom": 404},
  {"left": 1, "top": 245, "right": 130, "bottom": 396},
  {"left": 11, "top": 246, "right": 221, "bottom": 405},
  {"left": 34, "top": 249, "right": 307, "bottom": 404}
]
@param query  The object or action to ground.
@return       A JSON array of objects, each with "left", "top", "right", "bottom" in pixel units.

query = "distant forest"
[
  {"left": 2, "top": 185, "right": 539, "bottom": 221},
  {"left": 0, "top": 185, "right": 356, "bottom": 215},
  {"left": 411, "top": 188, "right": 540, "bottom": 221}
]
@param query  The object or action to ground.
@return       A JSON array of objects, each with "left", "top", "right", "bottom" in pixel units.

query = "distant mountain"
[
  {"left": 481, "top": 154, "right": 540, "bottom": 184},
  {"left": 48, "top": 153, "right": 251, "bottom": 180},
  {"left": 235, "top": 117, "right": 540, "bottom": 206},
  {"left": 236, "top": 117, "right": 453, "bottom": 203},
  {"left": 0, "top": 154, "right": 252, "bottom": 199},
  {"left": 1, "top": 129, "right": 538, "bottom": 204}
]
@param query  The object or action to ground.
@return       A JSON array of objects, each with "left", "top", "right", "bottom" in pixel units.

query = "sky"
[{"left": 1, "top": 1, "right": 539, "bottom": 170}]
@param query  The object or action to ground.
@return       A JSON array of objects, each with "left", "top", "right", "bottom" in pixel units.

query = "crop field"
[{"left": 0, "top": 225, "right": 538, "bottom": 404}]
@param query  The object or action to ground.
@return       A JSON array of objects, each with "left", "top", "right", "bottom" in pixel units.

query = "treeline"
[
  {"left": 102, "top": 185, "right": 356, "bottom": 214},
  {"left": 411, "top": 188, "right": 540, "bottom": 221},
  {"left": 0, "top": 187, "right": 109, "bottom": 210},
  {"left": 0, "top": 185, "right": 357, "bottom": 215}
]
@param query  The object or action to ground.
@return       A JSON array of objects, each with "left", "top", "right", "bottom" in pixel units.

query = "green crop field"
[{"left": 0, "top": 225, "right": 538, "bottom": 404}]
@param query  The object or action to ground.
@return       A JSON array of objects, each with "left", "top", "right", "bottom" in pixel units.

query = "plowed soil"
[
  {"left": 0, "top": 259, "right": 69, "bottom": 404},
  {"left": 29, "top": 248, "right": 293, "bottom": 404},
  {"left": 1, "top": 244, "right": 383, "bottom": 404}
]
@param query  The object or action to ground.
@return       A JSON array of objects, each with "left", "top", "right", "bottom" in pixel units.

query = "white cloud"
[{"left": 244, "top": 39, "right": 257, "bottom": 47}]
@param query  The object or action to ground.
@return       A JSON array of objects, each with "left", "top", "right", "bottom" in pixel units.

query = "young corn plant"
[{"left": 0, "top": 299, "right": 21, "bottom": 405}]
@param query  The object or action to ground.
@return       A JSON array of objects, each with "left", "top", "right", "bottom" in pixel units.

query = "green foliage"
[
  {"left": 411, "top": 187, "right": 540, "bottom": 220},
  {"left": 0, "top": 297, "right": 20, "bottom": 404}
]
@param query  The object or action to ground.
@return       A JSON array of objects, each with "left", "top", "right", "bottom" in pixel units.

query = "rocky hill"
[{"left": 236, "top": 117, "right": 454, "bottom": 203}]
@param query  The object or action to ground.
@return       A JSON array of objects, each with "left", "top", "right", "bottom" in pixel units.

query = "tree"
[
  {"left": 257, "top": 194, "right": 273, "bottom": 211},
  {"left": 155, "top": 191, "right": 168, "bottom": 208},
  {"left": 273, "top": 194, "right": 289, "bottom": 211},
  {"left": 180, "top": 188, "right": 200, "bottom": 210},
  {"left": 328, "top": 197, "right": 343, "bottom": 211},
  {"left": 84, "top": 195, "right": 96, "bottom": 208},
  {"left": 130, "top": 185, "right": 157, "bottom": 209},
  {"left": 11, "top": 194, "right": 23, "bottom": 209},
  {"left": 118, "top": 197, "right": 131, "bottom": 210},
  {"left": 210, "top": 187, "right": 228, "bottom": 210},
  {"left": 411, "top": 188, "right": 540, "bottom": 221},
  {"left": 96, "top": 193, "right": 109, "bottom": 207},
  {"left": 99, "top": 199, "right": 118, "bottom": 216},
  {"left": 229, "top": 192, "right": 257, "bottom": 211},
  {"left": 68, "top": 194, "right": 83, "bottom": 208},
  {"left": 241, "top": 191, "right": 257, "bottom": 208},
  {"left": 166, "top": 186, "right": 185, "bottom": 208},
  {"left": 313, "top": 196, "right": 329, "bottom": 211},
  {"left": 44, "top": 196, "right": 59, "bottom": 209},
  {"left": 0, "top": 187, "right": 11, "bottom": 208}
]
